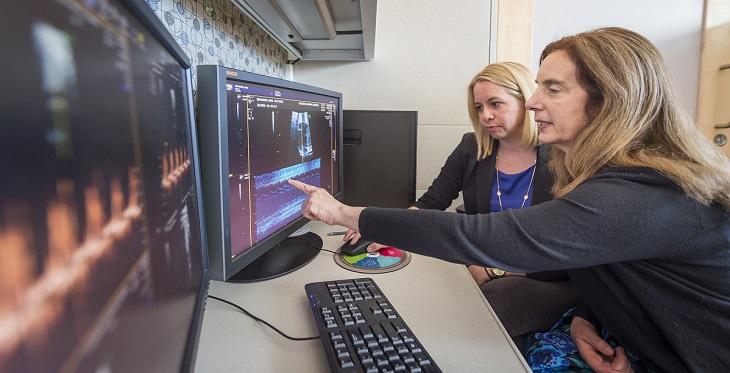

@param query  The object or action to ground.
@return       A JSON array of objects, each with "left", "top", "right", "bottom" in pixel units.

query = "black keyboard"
[{"left": 305, "top": 278, "right": 441, "bottom": 373}]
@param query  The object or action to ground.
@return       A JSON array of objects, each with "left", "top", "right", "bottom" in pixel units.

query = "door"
[{"left": 697, "top": 0, "right": 730, "bottom": 157}]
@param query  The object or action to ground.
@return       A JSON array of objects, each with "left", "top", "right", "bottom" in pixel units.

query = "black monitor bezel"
[
  {"left": 121, "top": 1, "right": 210, "bottom": 372},
  {"left": 197, "top": 65, "right": 343, "bottom": 281}
]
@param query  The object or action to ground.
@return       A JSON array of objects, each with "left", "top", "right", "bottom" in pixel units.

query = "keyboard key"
[
  {"left": 350, "top": 330, "right": 365, "bottom": 346},
  {"left": 407, "top": 342, "right": 422, "bottom": 354},
  {"left": 393, "top": 361, "right": 408, "bottom": 372},
  {"left": 339, "top": 357, "right": 354, "bottom": 368},
  {"left": 387, "top": 352, "right": 401, "bottom": 363},
  {"left": 414, "top": 352, "right": 431, "bottom": 366},
  {"left": 335, "top": 348, "right": 350, "bottom": 359},
  {"left": 357, "top": 346, "right": 369, "bottom": 355},
  {"left": 392, "top": 321, "right": 408, "bottom": 334}
]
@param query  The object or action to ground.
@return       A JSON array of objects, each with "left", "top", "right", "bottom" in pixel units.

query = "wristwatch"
[{"left": 485, "top": 267, "right": 507, "bottom": 279}]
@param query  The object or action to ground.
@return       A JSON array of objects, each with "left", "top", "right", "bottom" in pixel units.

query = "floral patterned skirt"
[{"left": 523, "top": 308, "right": 644, "bottom": 372}]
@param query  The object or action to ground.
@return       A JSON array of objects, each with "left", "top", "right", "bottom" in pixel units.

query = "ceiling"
[{"left": 231, "top": 0, "right": 377, "bottom": 61}]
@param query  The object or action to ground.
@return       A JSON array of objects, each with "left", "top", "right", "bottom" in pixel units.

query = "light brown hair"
[{"left": 541, "top": 27, "right": 730, "bottom": 209}]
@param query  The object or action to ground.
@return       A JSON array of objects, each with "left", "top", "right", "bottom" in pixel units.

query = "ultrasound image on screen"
[
  {"left": 226, "top": 82, "right": 338, "bottom": 257},
  {"left": 0, "top": 1, "right": 205, "bottom": 372},
  {"left": 291, "top": 111, "right": 314, "bottom": 159}
]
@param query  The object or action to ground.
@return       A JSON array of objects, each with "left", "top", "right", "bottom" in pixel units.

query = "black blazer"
[
  {"left": 415, "top": 133, "right": 553, "bottom": 213},
  {"left": 415, "top": 133, "right": 564, "bottom": 281}
]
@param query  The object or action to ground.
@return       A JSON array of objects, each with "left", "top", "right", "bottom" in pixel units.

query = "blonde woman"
[
  {"left": 409, "top": 62, "right": 575, "bottom": 347},
  {"left": 290, "top": 27, "right": 730, "bottom": 372}
]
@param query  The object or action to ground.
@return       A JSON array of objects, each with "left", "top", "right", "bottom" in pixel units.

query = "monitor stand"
[{"left": 227, "top": 227, "right": 322, "bottom": 283}]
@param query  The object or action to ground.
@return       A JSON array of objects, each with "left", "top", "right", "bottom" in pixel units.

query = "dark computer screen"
[
  {"left": 0, "top": 1, "right": 208, "bottom": 372},
  {"left": 342, "top": 110, "right": 418, "bottom": 208},
  {"left": 198, "top": 66, "right": 342, "bottom": 281}
]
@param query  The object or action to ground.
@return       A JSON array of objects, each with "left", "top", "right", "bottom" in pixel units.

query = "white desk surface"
[{"left": 194, "top": 221, "right": 530, "bottom": 372}]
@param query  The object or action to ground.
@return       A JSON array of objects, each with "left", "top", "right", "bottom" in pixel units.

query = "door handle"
[{"left": 721, "top": 64, "right": 730, "bottom": 71}]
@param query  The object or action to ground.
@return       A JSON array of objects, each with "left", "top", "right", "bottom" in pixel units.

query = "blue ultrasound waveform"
[
  {"left": 291, "top": 111, "right": 313, "bottom": 159},
  {"left": 253, "top": 158, "right": 321, "bottom": 239},
  {"left": 255, "top": 158, "right": 320, "bottom": 189}
]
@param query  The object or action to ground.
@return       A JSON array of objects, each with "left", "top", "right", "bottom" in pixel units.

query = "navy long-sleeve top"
[{"left": 414, "top": 133, "right": 565, "bottom": 281}]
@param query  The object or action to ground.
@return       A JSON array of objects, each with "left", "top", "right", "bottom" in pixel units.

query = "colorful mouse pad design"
[{"left": 334, "top": 246, "right": 411, "bottom": 274}]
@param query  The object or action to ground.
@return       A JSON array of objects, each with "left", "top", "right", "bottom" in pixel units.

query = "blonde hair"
[
  {"left": 467, "top": 62, "right": 537, "bottom": 160},
  {"left": 541, "top": 27, "right": 730, "bottom": 209}
]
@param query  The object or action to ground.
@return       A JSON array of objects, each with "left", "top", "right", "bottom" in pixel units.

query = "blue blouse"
[{"left": 489, "top": 165, "right": 536, "bottom": 212}]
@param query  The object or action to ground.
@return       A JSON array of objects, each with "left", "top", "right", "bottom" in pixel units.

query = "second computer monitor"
[
  {"left": 342, "top": 110, "right": 418, "bottom": 208},
  {"left": 198, "top": 65, "right": 342, "bottom": 281}
]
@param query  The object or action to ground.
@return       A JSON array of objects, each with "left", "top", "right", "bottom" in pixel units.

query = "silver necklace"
[{"left": 495, "top": 162, "right": 537, "bottom": 211}]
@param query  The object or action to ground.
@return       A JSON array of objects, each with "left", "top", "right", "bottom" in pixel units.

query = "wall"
[
  {"left": 532, "top": 0, "right": 703, "bottom": 116},
  {"left": 146, "top": 0, "right": 289, "bottom": 91},
  {"left": 294, "top": 0, "right": 496, "bottom": 209}
]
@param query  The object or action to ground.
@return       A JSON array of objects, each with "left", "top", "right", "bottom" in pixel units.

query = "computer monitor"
[
  {"left": 0, "top": 1, "right": 208, "bottom": 372},
  {"left": 342, "top": 110, "right": 418, "bottom": 208},
  {"left": 197, "top": 65, "right": 343, "bottom": 282}
]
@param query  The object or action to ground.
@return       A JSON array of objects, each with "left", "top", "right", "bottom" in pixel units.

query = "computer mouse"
[{"left": 339, "top": 239, "right": 373, "bottom": 256}]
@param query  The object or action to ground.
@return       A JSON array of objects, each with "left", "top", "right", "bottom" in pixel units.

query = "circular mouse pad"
[{"left": 334, "top": 246, "right": 411, "bottom": 274}]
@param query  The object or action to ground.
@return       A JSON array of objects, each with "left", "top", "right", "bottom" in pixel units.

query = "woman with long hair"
[{"left": 290, "top": 27, "right": 730, "bottom": 372}]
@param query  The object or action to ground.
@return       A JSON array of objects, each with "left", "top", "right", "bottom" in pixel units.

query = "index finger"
[{"left": 288, "top": 179, "right": 316, "bottom": 194}]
